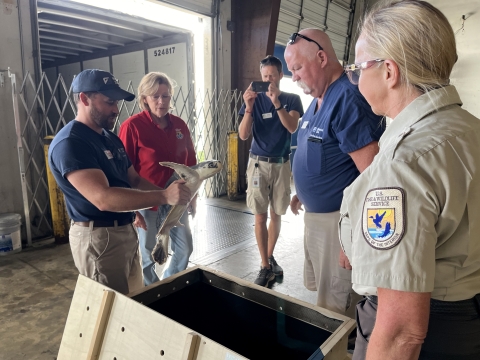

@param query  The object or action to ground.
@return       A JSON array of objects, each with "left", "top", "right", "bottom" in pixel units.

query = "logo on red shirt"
[{"left": 175, "top": 129, "right": 184, "bottom": 139}]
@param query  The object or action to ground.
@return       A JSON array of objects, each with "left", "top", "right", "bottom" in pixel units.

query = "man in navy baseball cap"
[
  {"left": 47, "top": 68, "right": 191, "bottom": 294},
  {"left": 72, "top": 69, "right": 135, "bottom": 101}
]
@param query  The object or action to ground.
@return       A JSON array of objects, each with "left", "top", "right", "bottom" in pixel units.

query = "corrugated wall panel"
[
  {"left": 276, "top": 0, "right": 355, "bottom": 62},
  {"left": 277, "top": 0, "right": 302, "bottom": 45},
  {"left": 303, "top": 0, "right": 328, "bottom": 27}
]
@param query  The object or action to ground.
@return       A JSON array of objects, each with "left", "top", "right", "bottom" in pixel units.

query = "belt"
[
  {"left": 367, "top": 294, "right": 480, "bottom": 317},
  {"left": 249, "top": 153, "right": 289, "bottom": 164},
  {"left": 72, "top": 218, "right": 133, "bottom": 228}
]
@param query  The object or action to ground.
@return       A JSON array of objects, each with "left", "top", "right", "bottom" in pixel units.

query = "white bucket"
[{"left": 0, "top": 213, "right": 22, "bottom": 255}]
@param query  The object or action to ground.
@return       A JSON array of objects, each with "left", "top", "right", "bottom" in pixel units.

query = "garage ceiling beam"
[
  {"left": 41, "top": 42, "right": 93, "bottom": 53},
  {"left": 39, "top": 47, "right": 80, "bottom": 56},
  {"left": 39, "top": 35, "right": 108, "bottom": 50},
  {"left": 38, "top": 18, "right": 143, "bottom": 43},
  {"left": 37, "top": 7, "right": 157, "bottom": 37},
  {"left": 40, "top": 52, "right": 67, "bottom": 59},
  {"left": 41, "top": 57, "right": 55, "bottom": 62},
  {"left": 39, "top": 28, "right": 125, "bottom": 46}
]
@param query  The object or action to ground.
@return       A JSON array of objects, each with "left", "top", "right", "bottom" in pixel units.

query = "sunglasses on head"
[{"left": 288, "top": 33, "right": 323, "bottom": 51}]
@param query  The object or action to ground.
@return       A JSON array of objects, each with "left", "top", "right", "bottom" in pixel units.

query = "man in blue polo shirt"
[
  {"left": 48, "top": 69, "right": 190, "bottom": 294},
  {"left": 239, "top": 55, "right": 304, "bottom": 287},
  {"left": 285, "top": 30, "right": 385, "bottom": 318}
]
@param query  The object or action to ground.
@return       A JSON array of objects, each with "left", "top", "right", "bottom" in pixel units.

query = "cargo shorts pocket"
[{"left": 246, "top": 185, "right": 269, "bottom": 214}]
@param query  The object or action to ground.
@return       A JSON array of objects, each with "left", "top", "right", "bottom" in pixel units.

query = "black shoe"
[
  {"left": 254, "top": 266, "right": 275, "bottom": 287},
  {"left": 268, "top": 255, "right": 283, "bottom": 276}
]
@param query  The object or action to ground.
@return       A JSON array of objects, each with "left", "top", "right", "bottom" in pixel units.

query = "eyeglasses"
[
  {"left": 344, "top": 59, "right": 385, "bottom": 85},
  {"left": 288, "top": 33, "right": 323, "bottom": 51},
  {"left": 151, "top": 94, "right": 172, "bottom": 102}
]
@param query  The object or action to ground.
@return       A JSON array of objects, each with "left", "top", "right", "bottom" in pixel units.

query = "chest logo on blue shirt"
[
  {"left": 176, "top": 128, "right": 184, "bottom": 139},
  {"left": 362, "top": 188, "right": 405, "bottom": 250},
  {"left": 117, "top": 148, "right": 127, "bottom": 158}
]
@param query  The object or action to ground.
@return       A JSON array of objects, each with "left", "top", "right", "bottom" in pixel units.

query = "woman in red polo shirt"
[{"left": 119, "top": 72, "right": 197, "bottom": 285}]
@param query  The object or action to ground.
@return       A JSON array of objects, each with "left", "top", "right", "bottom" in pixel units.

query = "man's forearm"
[
  {"left": 277, "top": 109, "right": 299, "bottom": 133},
  {"left": 93, "top": 187, "right": 170, "bottom": 212},
  {"left": 238, "top": 114, "right": 253, "bottom": 140},
  {"left": 133, "top": 176, "right": 162, "bottom": 191}
]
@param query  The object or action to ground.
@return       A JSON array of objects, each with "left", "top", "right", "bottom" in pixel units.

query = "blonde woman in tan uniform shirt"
[{"left": 339, "top": 1, "right": 480, "bottom": 360}]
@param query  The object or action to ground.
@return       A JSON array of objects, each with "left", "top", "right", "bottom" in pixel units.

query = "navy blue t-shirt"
[
  {"left": 48, "top": 120, "right": 133, "bottom": 222},
  {"left": 240, "top": 92, "right": 304, "bottom": 157},
  {"left": 293, "top": 73, "right": 385, "bottom": 213}
]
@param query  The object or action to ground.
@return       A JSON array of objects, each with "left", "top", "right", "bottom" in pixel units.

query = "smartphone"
[{"left": 251, "top": 81, "right": 270, "bottom": 92}]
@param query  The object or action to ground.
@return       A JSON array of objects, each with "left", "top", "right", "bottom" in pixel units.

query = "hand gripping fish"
[{"left": 151, "top": 160, "right": 223, "bottom": 265}]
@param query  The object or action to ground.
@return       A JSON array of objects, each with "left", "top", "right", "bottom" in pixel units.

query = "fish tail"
[{"left": 151, "top": 233, "right": 170, "bottom": 265}]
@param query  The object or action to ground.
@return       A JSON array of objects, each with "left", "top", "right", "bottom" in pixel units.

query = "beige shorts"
[
  {"left": 69, "top": 221, "right": 143, "bottom": 295},
  {"left": 246, "top": 158, "right": 291, "bottom": 215}
]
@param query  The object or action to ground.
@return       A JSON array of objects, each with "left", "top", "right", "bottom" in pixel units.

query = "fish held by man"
[{"left": 151, "top": 160, "right": 223, "bottom": 265}]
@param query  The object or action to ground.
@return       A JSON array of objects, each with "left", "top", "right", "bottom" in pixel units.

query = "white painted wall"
[
  {"left": 83, "top": 57, "right": 110, "bottom": 72},
  {"left": 429, "top": 0, "right": 480, "bottom": 118},
  {"left": 112, "top": 51, "right": 145, "bottom": 124},
  {"left": 147, "top": 42, "right": 189, "bottom": 113},
  {"left": 361, "top": 0, "right": 480, "bottom": 118},
  {"left": 218, "top": 0, "right": 232, "bottom": 91}
]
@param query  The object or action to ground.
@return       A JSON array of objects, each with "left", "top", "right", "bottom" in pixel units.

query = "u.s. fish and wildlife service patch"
[{"left": 362, "top": 187, "right": 405, "bottom": 250}]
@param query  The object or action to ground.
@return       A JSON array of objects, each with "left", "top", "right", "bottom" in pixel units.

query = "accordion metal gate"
[{"left": 8, "top": 69, "right": 243, "bottom": 244}]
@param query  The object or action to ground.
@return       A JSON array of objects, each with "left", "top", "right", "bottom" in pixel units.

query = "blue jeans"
[{"left": 137, "top": 208, "right": 193, "bottom": 285}]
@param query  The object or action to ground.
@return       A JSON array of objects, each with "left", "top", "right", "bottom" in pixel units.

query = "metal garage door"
[
  {"left": 276, "top": 0, "right": 355, "bottom": 62},
  {"left": 154, "top": 0, "right": 218, "bottom": 17}
]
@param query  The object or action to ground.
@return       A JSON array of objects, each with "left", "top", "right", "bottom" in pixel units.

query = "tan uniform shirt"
[{"left": 339, "top": 86, "right": 480, "bottom": 301}]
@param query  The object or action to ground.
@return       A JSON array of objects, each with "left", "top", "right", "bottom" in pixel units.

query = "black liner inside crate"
[{"left": 132, "top": 268, "right": 342, "bottom": 360}]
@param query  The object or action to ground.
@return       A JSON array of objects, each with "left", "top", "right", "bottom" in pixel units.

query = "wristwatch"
[{"left": 275, "top": 104, "right": 283, "bottom": 111}]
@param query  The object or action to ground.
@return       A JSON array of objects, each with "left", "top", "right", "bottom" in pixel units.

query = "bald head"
[
  {"left": 284, "top": 28, "right": 344, "bottom": 99},
  {"left": 299, "top": 29, "right": 339, "bottom": 62}
]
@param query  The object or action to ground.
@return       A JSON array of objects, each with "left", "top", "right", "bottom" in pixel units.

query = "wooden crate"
[{"left": 58, "top": 266, "right": 355, "bottom": 360}]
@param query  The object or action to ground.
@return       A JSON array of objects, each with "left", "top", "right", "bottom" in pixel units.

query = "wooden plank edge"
[{"left": 86, "top": 290, "right": 116, "bottom": 360}]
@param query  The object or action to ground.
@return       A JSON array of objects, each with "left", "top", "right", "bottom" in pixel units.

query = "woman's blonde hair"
[
  {"left": 359, "top": 0, "right": 457, "bottom": 94},
  {"left": 137, "top": 72, "right": 176, "bottom": 111}
]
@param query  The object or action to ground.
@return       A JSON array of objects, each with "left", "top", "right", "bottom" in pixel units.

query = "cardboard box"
[{"left": 58, "top": 266, "right": 355, "bottom": 360}]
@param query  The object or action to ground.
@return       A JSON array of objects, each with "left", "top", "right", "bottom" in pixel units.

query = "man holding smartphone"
[{"left": 239, "top": 55, "right": 304, "bottom": 287}]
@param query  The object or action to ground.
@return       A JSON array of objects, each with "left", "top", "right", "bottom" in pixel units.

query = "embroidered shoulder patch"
[{"left": 362, "top": 187, "right": 405, "bottom": 250}]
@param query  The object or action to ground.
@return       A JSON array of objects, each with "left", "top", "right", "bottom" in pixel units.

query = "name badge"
[
  {"left": 301, "top": 121, "right": 309, "bottom": 129},
  {"left": 104, "top": 150, "right": 114, "bottom": 159},
  {"left": 251, "top": 175, "right": 260, "bottom": 188},
  {"left": 262, "top": 113, "right": 273, "bottom": 119}
]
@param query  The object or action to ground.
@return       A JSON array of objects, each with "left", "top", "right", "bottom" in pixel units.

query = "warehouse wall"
[
  {"left": 431, "top": 0, "right": 480, "bottom": 118},
  {"left": 0, "top": 0, "right": 37, "bottom": 238},
  {"left": 231, "top": 0, "right": 281, "bottom": 192},
  {"left": 357, "top": 0, "right": 480, "bottom": 118}
]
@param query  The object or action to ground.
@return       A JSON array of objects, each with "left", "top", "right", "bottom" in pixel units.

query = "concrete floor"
[{"left": 0, "top": 196, "right": 329, "bottom": 360}]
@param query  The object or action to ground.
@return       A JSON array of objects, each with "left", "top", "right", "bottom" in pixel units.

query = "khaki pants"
[
  {"left": 69, "top": 222, "right": 143, "bottom": 295},
  {"left": 304, "top": 211, "right": 362, "bottom": 318}
]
